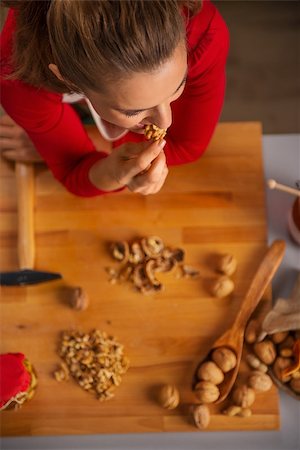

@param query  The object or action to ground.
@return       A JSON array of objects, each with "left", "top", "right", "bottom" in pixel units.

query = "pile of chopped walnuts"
[
  {"left": 106, "top": 236, "right": 199, "bottom": 294},
  {"left": 54, "top": 329, "right": 129, "bottom": 401}
]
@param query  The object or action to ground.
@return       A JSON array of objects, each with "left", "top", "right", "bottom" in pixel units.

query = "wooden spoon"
[{"left": 192, "top": 239, "right": 286, "bottom": 404}]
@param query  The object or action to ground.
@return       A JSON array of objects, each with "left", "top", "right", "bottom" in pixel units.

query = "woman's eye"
[{"left": 124, "top": 110, "right": 143, "bottom": 118}]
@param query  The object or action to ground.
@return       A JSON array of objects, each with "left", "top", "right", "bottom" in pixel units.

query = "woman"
[{"left": 0, "top": 0, "right": 229, "bottom": 196}]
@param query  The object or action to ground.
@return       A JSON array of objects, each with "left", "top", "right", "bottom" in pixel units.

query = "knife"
[
  {"left": 0, "top": 269, "right": 61, "bottom": 286},
  {"left": 0, "top": 154, "right": 62, "bottom": 286}
]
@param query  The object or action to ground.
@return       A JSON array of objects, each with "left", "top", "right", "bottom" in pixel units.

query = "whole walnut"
[
  {"left": 158, "top": 384, "right": 180, "bottom": 410},
  {"left": 248, "top": 371, "right": 273, "bottom": 392},
  {"left": 254, "top": 340, "right": 276, "bottom": 365},
  {"left": 211, "top": 347, "right": 237, "bottom": 373},
  {"left": 278, "top": 335, "right": 295, "bottom": 357},
  {"left": 270, "top": 331, "right": 289, "bottom": 344},
  {"left": 192, "top": 404, "right": 211, "bottom": 430},
  {"left": 272, "top": 357, "right": 293, "bottom": 382},
  {"left": 232, "top": 385, "right": 256, "bottom": 408},
  {"left": 194, "top": 381, "right": 220, "bottom": 403},
  {"left": 70, "top": 287, "right": 89, "bottom": 311},
  {"left": 197, "top": 361, "right": 224, "bottom": 385},
  {"left": 211, "top": 276, "right": 234, "bottom": 298},
  {"left": 216, "top": 253, "right": 237, "bottom": 276}
]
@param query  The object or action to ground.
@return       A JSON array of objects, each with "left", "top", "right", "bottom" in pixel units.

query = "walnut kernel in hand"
[{"left": 144, "top": 124, "right": 167, "bottom": 141}]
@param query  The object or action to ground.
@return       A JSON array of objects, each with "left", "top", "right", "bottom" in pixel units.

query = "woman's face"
[{"left": 85, "top": 42, "right": 188, "bottom": 135}]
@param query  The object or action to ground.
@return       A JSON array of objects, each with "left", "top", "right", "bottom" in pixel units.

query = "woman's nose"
[{"left": 146, "top": 102, "right": 172, "bottom": 130}]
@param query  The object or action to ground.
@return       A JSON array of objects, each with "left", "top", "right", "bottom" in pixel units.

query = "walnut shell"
[
  {"left": 232, "top": 385, "right": 256, "bottom": 408},
  {"left": 211, "top": 276, "right": 234, "bottom": 298},
  {"left": 194, "top": 381, "right": 220, "bottom": 403},
  {"left": 197, "top": 361, "right": 224, "bottom": 385},
  {"left": 253, "top": 340, "right": 276, "bottom": 365},
  {"left": 216, "top": 253, "right": 237, "bottom": 276},
  {"left": 192, "top": 404, "right": 211, "bottom": 430},
  {"left": 110, "top": 241, "right": 129, "bottom": 262},
  {"left": 248, "top": 371, "right": 273, "bottom": 392},
  {"left": 158, "top": 384, "right": 180, "bottom": 410},
  {"left": 211, "top": 347, "right": 237, "bottom": 373}
]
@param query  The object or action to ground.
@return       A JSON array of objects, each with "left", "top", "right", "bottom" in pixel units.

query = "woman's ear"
[{"left": 48, "top": 63, "right": 64, "bottom": 81}]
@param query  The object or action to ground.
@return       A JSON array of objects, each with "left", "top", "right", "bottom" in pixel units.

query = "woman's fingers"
[
  {"left": 127, "top": 151, "right": 168, "bottom": 194},
  {"left": 120, "top": 139, "right": 166, "bottom": 181},
  {"left": 0, "top": 125, "right": 20, "bottom": 138},
  {"left": 0, "top": 137, "right": 22, "bottom": 150},
  {"left": 0, "top": 115, "right": 35, "bottom": 152},
  {"left": 0, "top": 114, "right": 16, "bottom": 126}
]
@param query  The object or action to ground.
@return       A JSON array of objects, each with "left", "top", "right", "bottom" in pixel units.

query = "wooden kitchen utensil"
[
  {"left": 0, "top": 150, "right": 62, "bottom": 285},
  {"left": 193, "top": 239, "right": 286, "bottom": 404},
  {"left": 267, "top": 179, "right": 300, "bottom": 197}
]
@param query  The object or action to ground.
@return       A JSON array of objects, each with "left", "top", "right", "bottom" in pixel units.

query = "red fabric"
[
  {"left": 0, "top": 0, "right": 229, "bottom": 197},
  {"left": 0, "top": 353, "right": 31, "bottom": 407}
]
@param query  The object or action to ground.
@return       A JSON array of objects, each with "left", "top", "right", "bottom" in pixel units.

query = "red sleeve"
[
  {"left": 1, "top": 1, "right": 228, "bottom": 196},
  {"left": 0, "top": 10, "right": 109, "bottom": 197},
  {"left": 113, "top": 0, "right": 229, "bottom": 165}
]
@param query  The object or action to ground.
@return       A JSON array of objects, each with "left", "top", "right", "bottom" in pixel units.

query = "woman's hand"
[
  {"left": 89, "top": 139, "right": 169, "bottom": 195},
  {"left": 0, "top": 114, "right": 36, "bottom": 153}
]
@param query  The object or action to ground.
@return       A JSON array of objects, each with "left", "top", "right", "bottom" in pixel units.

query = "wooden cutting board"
[{"left": 0, "top": 122, "right": 279, "bottom": 436}]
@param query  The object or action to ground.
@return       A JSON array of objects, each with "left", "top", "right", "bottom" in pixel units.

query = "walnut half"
[{"left": 144, "top": 124, "right": 167, "bottom": 141}]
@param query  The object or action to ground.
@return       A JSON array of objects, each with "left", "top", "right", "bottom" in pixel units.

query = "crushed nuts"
[
  {"left": 54, "top": 329, "right": 129, "bottom": 401},
  {"left": 107, "top": 236, "right": 199, "bottom": 294}
]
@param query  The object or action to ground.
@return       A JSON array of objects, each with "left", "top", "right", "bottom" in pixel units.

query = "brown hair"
[{"left": 1, "top": 0, "right": 202, "bottom": 93}]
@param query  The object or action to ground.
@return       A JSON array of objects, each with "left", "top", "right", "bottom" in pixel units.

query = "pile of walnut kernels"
[{"left": 54, "top": 329, "right": 129, "bottom": 401}]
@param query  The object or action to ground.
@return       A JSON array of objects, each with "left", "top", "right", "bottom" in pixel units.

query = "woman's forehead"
[{"left": 88, "top": 43, "right": 187, "bottom": 111}]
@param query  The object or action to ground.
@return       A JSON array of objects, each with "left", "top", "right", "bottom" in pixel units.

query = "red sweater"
[{"left": 0, "top": 1, "right": 229, "bottom": 197}]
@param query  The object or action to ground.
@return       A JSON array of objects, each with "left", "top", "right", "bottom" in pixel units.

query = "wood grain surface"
[{"left": 0, "top": 122, "right": 279, "bottom": 436}]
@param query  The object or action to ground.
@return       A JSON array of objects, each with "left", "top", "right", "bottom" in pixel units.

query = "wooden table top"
[{"left": 0, "top": 122, "right": 279, "bottom": 436}]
